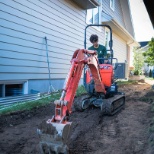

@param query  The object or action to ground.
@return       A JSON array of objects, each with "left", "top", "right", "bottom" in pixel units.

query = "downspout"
[{"left": 44, "top": 37, "right": 56, "bottom": 93}]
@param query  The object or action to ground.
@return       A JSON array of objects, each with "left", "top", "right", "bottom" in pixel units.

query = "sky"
[{"left": 129, "top": 0, "right": 154, "bottom": 42}]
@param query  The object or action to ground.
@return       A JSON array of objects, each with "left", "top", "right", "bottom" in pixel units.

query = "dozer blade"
[
  {"left": 102, "top": 93, "right": 125, "bottom": 115},
  {"left": 37, "top": 120, "right": 71, "bottom": 154}
]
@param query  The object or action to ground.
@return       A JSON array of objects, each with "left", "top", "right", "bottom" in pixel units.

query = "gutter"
[
  {"left": 90, "top": 0, "right": 101, "bottom": 7},
  {"left": 102, "top": 18, "right": 140, "bottom": 47},
  {"left": 111, "top": 19, "right": 139, "bottom": 46}
]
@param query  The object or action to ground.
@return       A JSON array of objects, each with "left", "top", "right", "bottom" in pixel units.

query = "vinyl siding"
[
  {"left": 102, "top": 0, "right": 125, "bottom": 27},
  {"left": 101, "top": 0, "right": 130, "bottom": 63},
  {"left": 120, "top": 0, "right": 134, "bottom": 37},
  {"left": 113, "top": 33, "right": 127, "bottom": 63},
  {"left": 0, "top": 0, "right": 105, "bottom": 81},
  {"left": 0, "top": 0, "right": 130, "bottom": 93},
  {"left": 102, "top": 0, "right": 134, "bottom": 37}
]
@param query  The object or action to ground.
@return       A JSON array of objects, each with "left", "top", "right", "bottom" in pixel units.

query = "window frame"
[
  {"left": 0, "top": 81, "right": 28, "bottom": 97},
  {"left": 86, "top": 0, "right": 102, "bottom": 30},
  {"left": 110, "top": 0, "right": 115, "bottom": 11},
  {"left": 105, "top": 28, "right": 110, "bottom": 50}
]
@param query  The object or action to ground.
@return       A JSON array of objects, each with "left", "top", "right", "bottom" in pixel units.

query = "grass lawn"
[
  {"left": 0, "top": 85, "right": 87, "bottom": 115},
  {"left": 0, "top": 81, "right": 137, "bottom": 115},
  {"left": 117, "top": 80, "right": 137, "bottom": 85}
]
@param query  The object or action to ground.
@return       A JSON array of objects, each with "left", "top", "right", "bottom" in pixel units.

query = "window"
[
  {"left": 5, "top": 84, "right": 23, "bottom": 97},
  {"left": 110, "top": 0, "right": 115, "bottom": 11},
  {"left": 86, "top": 0, "right": 102, "bottom": 25},
  {"left": 0, "top": 82, "right": 28, "bottom": 97}
]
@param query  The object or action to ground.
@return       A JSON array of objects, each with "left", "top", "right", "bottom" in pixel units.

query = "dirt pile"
[{"left": 0, "top": 82, "right": 153, "bottom": 154}]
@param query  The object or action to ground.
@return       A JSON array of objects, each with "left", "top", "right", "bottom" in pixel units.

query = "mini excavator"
[{"left": 37, "top": 25, "right": 125, "bottom": 154}]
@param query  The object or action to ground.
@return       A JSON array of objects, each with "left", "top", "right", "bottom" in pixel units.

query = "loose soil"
[{"left": 0, "top": 81, "right": 154, "bottom": 154}]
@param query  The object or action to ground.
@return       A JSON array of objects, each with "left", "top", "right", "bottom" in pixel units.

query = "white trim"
[
  {"left": 105, "top": 27, "right": 110, "bottom": 50},
  {"left": 110, "top": 0, "right": 115, "bottom": 11},
  {"left": 102, "top": 19, "right": 140, "bottom": 46},
  {"left": 98, "top": 1, "right": 102, "bottom": 24},
  {"left": 23, "top": 81, "right": 28, "bottom": 94},
  {"left": 86, "top": 0, "right": 102, "bottom": 31}
]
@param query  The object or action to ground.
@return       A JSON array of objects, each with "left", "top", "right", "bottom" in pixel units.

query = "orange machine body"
[
  {"left": 99, "top": 64, "right": 113, "bottom": 87},
  {"left": 52, "top": 49, "right": 107, "bottom": 123},
  {"left": 85, "top": 64, "right": 113, "bottom": 88}
]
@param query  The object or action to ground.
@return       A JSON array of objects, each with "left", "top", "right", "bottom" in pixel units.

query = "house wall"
[
  {"left": 120, "top": 0, "right": 134, "bottom": 37},
  {"left": 102, "top": 0, "right": 125, "bottom": 27},
  {"left": 102, "top": 0, "right": 132, "bottom": 78},
  {"left": 112, "top": 33, "right": 127, "bottom": 63},
  {"left": 102, "top": 0, "right": 134, "bottom": 37},
  {"left": 101, "top": 0, "right": 129, "bottom": 63},
  {"left": 0, "top": 0, "right": 106, "bottom": 94}
]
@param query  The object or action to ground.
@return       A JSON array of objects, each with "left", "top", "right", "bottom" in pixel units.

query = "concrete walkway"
[{"left": 145, "top": 78, "right": 154, "bottom": 85}]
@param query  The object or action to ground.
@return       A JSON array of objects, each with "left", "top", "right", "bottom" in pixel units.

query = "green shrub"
[
  {"left": 76, "top": 85, "right": 87, "bottom": 96},
  {"left": 134, "top": 70, "right": 139, "bottom": 75}
]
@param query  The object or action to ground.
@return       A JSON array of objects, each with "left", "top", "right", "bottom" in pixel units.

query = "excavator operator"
[{"left": 88, "top": 34, "right": 109, "bottom": 64}]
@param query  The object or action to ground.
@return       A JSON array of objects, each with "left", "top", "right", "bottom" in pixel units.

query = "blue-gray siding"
[
  {"left": 0, "top": 0, "right": 130, "bottom": 93},
  {"left": 0, "top": 0, "right": 84, "bottom": 80},
  {"left": 0, "top": 0, "right": 107, "bottom": 81},
  {"left": 102, "top": 0, "right": 125, "bottom": 27},
  {"left": 102, "top": 0, "right": 134, "bottom": 37}
]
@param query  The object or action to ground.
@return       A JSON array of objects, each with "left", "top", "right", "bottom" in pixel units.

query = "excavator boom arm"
[
  {"left": 54, "top": 49, "right": 106, "bottom": 121},
  {"left": 37, "top": 49, "right": 106, "bottom": 154}
]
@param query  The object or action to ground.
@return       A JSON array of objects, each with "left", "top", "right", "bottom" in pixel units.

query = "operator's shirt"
[{"left": 88, "top": 44, "right": 107, "bottom": 58}]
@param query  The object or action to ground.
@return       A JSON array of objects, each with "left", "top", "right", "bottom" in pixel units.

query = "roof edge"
[{"left": 102, "top": 19, "right": 140, "bottom": 47}]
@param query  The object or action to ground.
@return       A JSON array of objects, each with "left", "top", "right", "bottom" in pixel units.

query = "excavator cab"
[
  {"left": 37, "top": 25, "right": 125, "bottom": 154},
  {"left": 82, "top": 24, "right": 125, "bottom": 114},
  {"left": 84, "top": 24, "right": 114, "bottom": 94}
]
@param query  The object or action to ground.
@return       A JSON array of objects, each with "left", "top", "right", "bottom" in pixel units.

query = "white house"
[{"left": 0, "top": 0, "right": 138, "bottom": 97}]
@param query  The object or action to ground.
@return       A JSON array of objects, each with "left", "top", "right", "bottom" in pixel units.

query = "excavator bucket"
[{"left": 37, "top": 120, "right": 71, "bottom": 154}]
